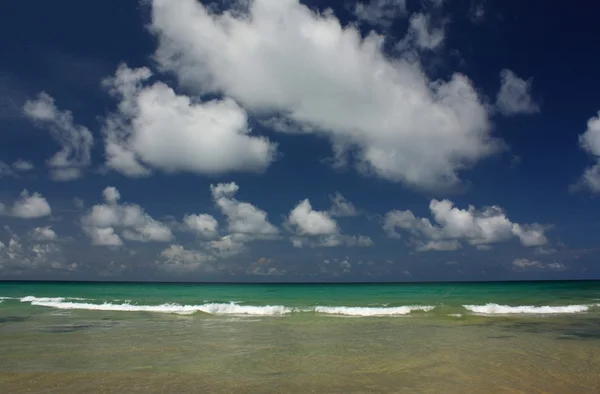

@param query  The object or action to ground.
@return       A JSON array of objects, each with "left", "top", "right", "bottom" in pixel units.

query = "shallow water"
[{"left": 1, "top": 281, "right": 600, "bottom": 393}]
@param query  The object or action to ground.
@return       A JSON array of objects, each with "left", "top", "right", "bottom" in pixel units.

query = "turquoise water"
[
  {"left": 1, "top": 281, "right": 600, "bottom": 392},
  {"left": 1, "top": 281, "right": 600, "bottom": 316}
]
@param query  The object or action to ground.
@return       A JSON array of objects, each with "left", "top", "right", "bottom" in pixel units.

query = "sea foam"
[
  {"left": 314, "top": 305, "right": 434, "bottom": 316},
  {"left": 20, "top": 298, "right": 292, "bottom": 316},
  {"left": 463, "top": 303, "right": 591, "bottom": 315}
]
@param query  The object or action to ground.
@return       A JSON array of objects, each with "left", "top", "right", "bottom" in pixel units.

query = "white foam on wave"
[
  {"left": 21, "top": 299, "right": 292, "bottom": 316},
  {"left": 463, "top": 303, "right": 591, "bottom": 315},
  {"left": 20, "top": 296, "right": 88, "bottom": 303},
  {"left": 314, "top": 305, "right": 434, "bottom": 316}
]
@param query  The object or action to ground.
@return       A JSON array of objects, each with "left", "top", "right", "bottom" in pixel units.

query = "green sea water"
[{"left": 1, "top": 281, "right": 600, "bottom": 393}]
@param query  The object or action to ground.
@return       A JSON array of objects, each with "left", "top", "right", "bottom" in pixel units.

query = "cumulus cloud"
[
  {"left": 384, "top": 199, "right": 548, "bottom": 251},
  {"left": 413, "top": 239, "right": 461, "bottom": 252},
  {"left": 209, "top": 235, "right": 247, "bottom": 258},
  {"left": 511, "top": 258, "right": 565, "bottom": 271},
  {"left": 164, "top": 182, "right": 277, "bottom": 263},
  {"left": 574, "top": 112, "right": 600, "bottom": 193},
  {"left": 0, "top": 190, "right": 52, "bottom": 219},
  {"left": 210, "top": 182, "right": 279, "bottom": 240},
  {"left": 102, "top": 64, "right": 276, "bottom": 177},
  {"left": 329, "top": 192, "right": 359, "bottom": 217},
  {"left": 397, "top": 13, "right": 445, "bottom": 51},
  {"left": 149, "top": 0, "right": 499, "bottom": 191},
  {"left": 12, "top": 159, "right": 35, "bottom": 172},
  {"left": 285, "top": 199, "right": 373, "bottom": 248},
  {"left": 29, "top": 226, "right": 58, "bottom": 242},
  {"left": 0, "top": 235, "right": 76, "bottom": 272},
  {"left": 495, "top": 69, "right": 540, "bottom": 116},
  {"left": 0, "top": 160, "right": 35, "bottom": 178},
  {"left": 353, "top": 0, "right": 407, "bottom": 27},
  {"left": 246, "top": 257, "right": 285, "bottom": 276},
  {"left": 288, "top": 199, "right": 339, "bottom": 236},
  {"left": 287, "top": 197, "right": 372, "bottom": 248},
  {"left": 183, "top": 214, "right": 219, "bottom": 239},
  {"left": 157, "top": 244, "right": 215, "bottom": 272},
  {"left": 23, "top": 92, "right": 93, "bottom": 181},
  {"left": 291, "top": 233, "right": 374, "bottom": 248},
  {"left": 102, "top": 186, "right": 121, "bottom": 203},
  {"left": 81, "top": 186, "right": 173, "bottom": 246}
]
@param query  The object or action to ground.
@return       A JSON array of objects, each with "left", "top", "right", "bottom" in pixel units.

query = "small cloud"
[
  {"left": 0, "top": 160, "right": 35, "bottom": 178},
  {"left": 511, "top": 258, "right": 565, "bottom": 271},
  {"left": 11, "top": 159, "right": 34, "bottom": 172},
  {"left": 329, "top": 192, "right": 359, "bottom": 217},
  {"left": 23, "top": 92, "right": 94, "bottom": 181},
  {"left": 256, "top": 257, "right": 273, "bottom": 265},
  {"left": 495, "top": 69, "right": 540, "bottom": 116},
  {"left": 29, "top": 226, "right": 58, "bottom": 242},
  {"left": 353, "top": 0, "right": 407, "bottom": 28},
  {"left": 0, "top": 190, "right": 52, "bottom": 219}
]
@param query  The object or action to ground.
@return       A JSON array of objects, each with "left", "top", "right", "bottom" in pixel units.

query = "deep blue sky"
[{"left": 1, "top": 0, "right": 599, "bottom": 282}]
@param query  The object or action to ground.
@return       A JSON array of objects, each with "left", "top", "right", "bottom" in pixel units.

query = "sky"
[{"left": 1, "top": 0, "right": 600, "bottom": 282}]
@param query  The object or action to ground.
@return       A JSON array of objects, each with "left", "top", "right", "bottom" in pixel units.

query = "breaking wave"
[
  {"left": 314, "top": 305, "right": 434, "bottom": 316},
  {"left": 15, "top": 296, "right": 598, "bottom": 317},
  {"left": 463, "top": 303, "right": 592, "bottom": 315},
  {"left": 20, "top": 298, "right": 292, "bottom": 316},
  {"left": 18, "top": 296, "right": 436, "bottom": 316}
]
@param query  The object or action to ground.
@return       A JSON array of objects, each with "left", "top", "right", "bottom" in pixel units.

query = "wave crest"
[
  {"left": 463, "top": 303, "right": 591, "bottom": 315},
  {"left": 314, "top": 305, "right": 434, "bottom": 316},
  {"left": 21, "top": 298, "right": 291, "bottom": 316}
]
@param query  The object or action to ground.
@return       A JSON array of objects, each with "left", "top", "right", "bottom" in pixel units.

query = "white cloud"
[
  {"left": 353, "top": 0, "right": 407, "bottom": 27},
  {"left": 356, "top": 235, "right": 374, "bottom": 247},
  {"left": 288, "top": 199, "right": 339, "bottom": 236},
  {"left": 81, "top": 186, "right": 173, "bottom": 246},
  {"left": 102, "top": 64, "right": 276, "bottom": 177},
  {"left": 210, "top": 182, "right": 279, "bottom": 240},
  {"left": 0, "top": 159, "right": 35, "bottom": 178},
  {"left": 398, "top": 13, "right": 445, "bottom": 51},
  {"left": 290, "top": 233, "right": 373, "bottom": 248},
  {"left": 184, "top": 214, "right": 219, "bottom": 239},
  {"left": 511, "top": 224, "right": 548, "bottom": 247},
  {"left": 29, "top": 226, "right": 58, "bottom": 242},
  {"left": 287, "top": 197, "right": 371, "bottom": 248},
  {"left": 158, "top": 244, "right": 215, "bottom": 272},
  {"left": 209, "top": 235, "right": 246, "bottom": 258},
  {"left": 384, "top": 199, "right": 548, "bottom": 251},
  {"left": 246, "top": 257, "right": 285, "bottom": 276},
  {"left": 23, "top": 92, "right": 94, "bottom": 181},
  {"left": 329, "top": 192, "right": 359, "bottom": 217},
  {"left": 512, "top": 258, "right": 565, "bottom": 271},
  {"left": 12, "top": 159, "right": 34, "bottom": 172},
  {"left": 0, "top": 190, "right": 52, "bottom": 219},
  {"left": 414, "top": 239, "right": 461, "bottom": 252},
  {"left": 340, "top": 260, "right": 352, "bottom": 270},
  {"left": 149, "top": 0, "right": 499, "bottom": 191},
  {"left": 166, "top": 182, "right": 279, "bottom": 260},
  {"left": 469, "top": 2, "right": 485, "bottom": 23},
  {"left": 574, "top": 112, "right": 600, "bottom": 193},
  {"left": 0, "top": 235, "right": 75, "bottom": 272},
  {"left": 102, "top": 186, "right": 121, "bottom": 203},
  {"left": 87, "top": 227, "right": 123, "bottom": 246},
  {"left": 495, "top": 69, "right": 540, "bottom": 116}
]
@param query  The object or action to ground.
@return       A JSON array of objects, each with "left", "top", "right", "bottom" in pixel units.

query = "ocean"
[{"left": 1, "top": 281, "right": 599, "bottom": 393}]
